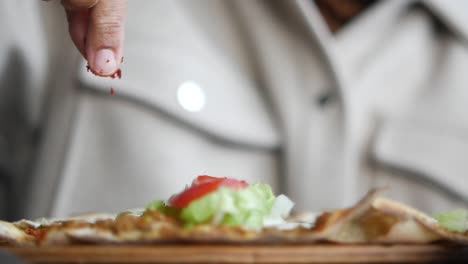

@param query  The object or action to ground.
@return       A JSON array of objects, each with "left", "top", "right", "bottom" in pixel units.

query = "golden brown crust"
[
  {"left": 372, "top": 198, "right": 468, "bottom": 244},
  {"left": 0, "top": 220, "right": 35, "bottom": 246},
  {"left": 2, "top": 189, "right": 467, "bottom": 246}
]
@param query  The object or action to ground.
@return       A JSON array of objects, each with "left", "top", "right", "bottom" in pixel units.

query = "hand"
[{"left": 62, "top": 0, "right": 127, "bottom": 76}]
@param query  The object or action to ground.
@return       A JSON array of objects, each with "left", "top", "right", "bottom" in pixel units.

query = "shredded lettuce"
[
  {"left": 146, "top": 184, "right": 293, "bottom": 229},
  {"left": 180, "top": 183, "right": 276, "bottom": 229},
  {"left": 146, "top": 200, "right": 166, "bottom": 211},
  {"left": 146, "top": 200, "right": 181, "bottom": 218},
  {"left": 433, "top": 209, "right": 468, "bottom": 233},
  {"left": 263, "top": 194, "right": 294, "bottom": 227}
]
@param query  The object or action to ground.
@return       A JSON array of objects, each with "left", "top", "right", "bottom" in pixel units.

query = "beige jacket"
[{"left": 1, "top": 0, "right": 467, "bottom": 219}]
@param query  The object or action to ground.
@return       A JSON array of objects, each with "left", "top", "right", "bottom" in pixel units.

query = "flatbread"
[
  {"left": 308, "top": 190, "right": 467, "bottom": 244},
  {"left": 0, "top": 221, "right": 35, "bottom": 246},
  {"left": 1, "top": 189, "right": 466, "bottom": 246},
  {"left": 372, "top": 197, "right": 468, "bottom": 244}
]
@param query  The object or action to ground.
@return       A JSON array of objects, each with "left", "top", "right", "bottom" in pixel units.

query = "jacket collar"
[
  {"left": 422, "top": 0, "right": 468, "bottom": 44},
  {"left": 293, "top": 0, "right": 468, "bottom": 45}
]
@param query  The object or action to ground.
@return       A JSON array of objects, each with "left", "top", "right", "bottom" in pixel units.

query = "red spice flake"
[
  {"left": 121, "top": 56, "right": 124, "bottom": 63},
  {"left": 85, "top": 63, "right": 122, "bottom": 79},
  {"left": 106, "top": 59, "right": 110, "bottom": 63},
  {"left": 110, "top": 68, "right": 122, "bottom": 79},
  {"left": 110, "top": 87, "right": 115, "bottom": 96}
]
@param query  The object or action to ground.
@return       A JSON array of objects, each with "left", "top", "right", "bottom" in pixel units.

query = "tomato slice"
[
  {"left": 193, "top": 175, "right": 224, "bottom": 185},
  {"left": 168, "top": 176, "right": 249, "bottom": 208}
]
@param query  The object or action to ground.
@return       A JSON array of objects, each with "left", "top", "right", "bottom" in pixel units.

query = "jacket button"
[{"left": 316, "top": 92, "right": 336, "bottom": 108}]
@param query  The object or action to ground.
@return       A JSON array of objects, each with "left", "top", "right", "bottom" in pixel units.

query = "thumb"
[{"left": 86, "top": 0, "right": 126, "bottom": 76}]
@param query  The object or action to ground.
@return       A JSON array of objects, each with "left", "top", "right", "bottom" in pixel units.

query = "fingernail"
[{"left": 93, "top": 49, "right": 117, "bottom": 75}]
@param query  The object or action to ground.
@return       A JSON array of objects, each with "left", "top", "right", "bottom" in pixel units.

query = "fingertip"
[
  {"left": 85, "top": 0, "right": 126, "bottom": 75},
  {"left": 89, "top": 48, "right": 118, "bottom": 76}
]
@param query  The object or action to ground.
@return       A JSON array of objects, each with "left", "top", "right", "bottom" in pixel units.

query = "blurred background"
[{"left": 0, "top": 0, "right": 467, "bottom": 221}]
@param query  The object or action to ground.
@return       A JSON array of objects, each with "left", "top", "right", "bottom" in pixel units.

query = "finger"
[
  {"left": 65, "top": 9, "right": 89, "bottom": 57},
  {"left": 61, "top": 0, "right": 98, "bottom": 11},
  {"left": 86, "top": 0, "right": 126, "bottom": 76}
]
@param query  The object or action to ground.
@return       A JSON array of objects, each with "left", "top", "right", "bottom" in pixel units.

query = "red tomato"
[
  {"left": 193, "top": 175, "right": 224, "bottom": 184},
  {"left": 168, "top": 176, "right": 249, "bottom": 208}
]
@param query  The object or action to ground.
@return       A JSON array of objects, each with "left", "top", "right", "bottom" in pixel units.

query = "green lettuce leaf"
[
  {"left": 146, "top": 200, "right": 166, "bottom": 211},
  {"left": 263, "top": 194, "right": 294, "bottom": 227},
  {"left": 180, "top": 183, "right": 276, "bottom": 229},
  {"left": 146, "top": 200, "right": 181, "bottom": 218},
  {"left": 433, "top": 209, "right": 468, "bottom": 233}
]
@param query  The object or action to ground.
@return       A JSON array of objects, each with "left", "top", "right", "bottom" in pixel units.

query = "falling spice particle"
[
  {"left": 85, "top": 64, "right": 122, "bottom": 96},
  {"left": 121, "top": 56, "right": 124, "bottom": 63},
  {"left": 106, "top": 59, "right": 110, "bottom": 63}
]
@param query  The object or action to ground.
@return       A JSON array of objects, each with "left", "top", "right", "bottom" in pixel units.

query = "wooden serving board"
[{"left": 4, "top": 244, "right": 468, "bottom": 264}]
